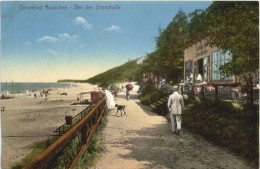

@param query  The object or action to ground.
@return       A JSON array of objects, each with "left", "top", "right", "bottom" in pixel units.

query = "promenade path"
[{"left": 93, "top": 93, "right": 253, "bottom": 169}]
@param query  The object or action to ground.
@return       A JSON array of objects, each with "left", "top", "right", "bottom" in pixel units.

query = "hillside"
[
  {"left": 58, "top": 59, "right": 142, "bottom": 87},
  {"left": 86, "top": 60, "right": 141, "bottom": 87}
]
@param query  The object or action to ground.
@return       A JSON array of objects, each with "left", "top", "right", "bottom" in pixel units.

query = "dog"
[{"left": 115, "top": 104, "right": 127, "bottom": 117}]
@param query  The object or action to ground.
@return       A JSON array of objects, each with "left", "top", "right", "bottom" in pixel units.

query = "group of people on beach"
[{"left": 33, "top": 89, "right": 49, "bottom": 98}]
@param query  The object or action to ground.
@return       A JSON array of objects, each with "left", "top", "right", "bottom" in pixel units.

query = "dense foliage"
[
  {"left": 188, "top": 9, "right": 208, "bottom": 40},
  {"left": 207, "top": 1, "right": 259, "bottom": 105},
  {"left": 207, "top": 1, "right": 259, "bottom": 74},
  {"left": 139, "top": 82, "right": 167, "bottom": 106},
  {"left": 183, "top": 99, "right": 259, "bottom": 166}
]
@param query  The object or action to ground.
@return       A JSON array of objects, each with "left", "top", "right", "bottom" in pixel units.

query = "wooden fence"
[
  {"left": 184, "top": 85, "right": 259, "bottom": 104},
  {"left": 23, "top": 96, "right": 106, "bottom": 169}
]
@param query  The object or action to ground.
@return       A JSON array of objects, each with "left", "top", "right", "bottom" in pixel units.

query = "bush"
[
  {"left": 139, "top": 83, "right": 170, "bottom": 118},
  {"left": 139, "top": 83, "right": 166, "bottom": 105}
]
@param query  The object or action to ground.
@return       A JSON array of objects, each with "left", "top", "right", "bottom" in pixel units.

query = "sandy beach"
[{"left": 1, "top": 83, "right": 100, "bottom": 169}]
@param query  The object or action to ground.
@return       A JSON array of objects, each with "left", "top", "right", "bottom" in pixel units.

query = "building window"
[{"left": 211, "top": 50, "right": 232, "bottom": 80}]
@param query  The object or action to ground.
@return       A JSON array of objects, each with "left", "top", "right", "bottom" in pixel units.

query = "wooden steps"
[{"left": 150, "top": 96, "right": 168, "bottom": 109}]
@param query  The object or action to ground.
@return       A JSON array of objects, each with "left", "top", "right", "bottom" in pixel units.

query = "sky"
[{"left": 1, "top": 1, "right": 212, "bottom": 82}]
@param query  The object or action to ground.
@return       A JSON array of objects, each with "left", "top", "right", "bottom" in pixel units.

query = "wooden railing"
[
  {"left": 55, "top": 102, "right": 95, "bottom": 135},
  {"left": 23, "top": 96, "right": 106, "bottom": 169}
]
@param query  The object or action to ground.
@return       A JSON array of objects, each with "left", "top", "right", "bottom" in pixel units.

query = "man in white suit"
[{"left": 168, "top": 88, "right": 184, "bottom": 135}]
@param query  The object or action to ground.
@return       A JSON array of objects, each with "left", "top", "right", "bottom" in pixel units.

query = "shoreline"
[
  {"left": 1, "top": 82, "right": 72, "bottom": 96},
  {"left": 1, "top": 82, "right": 100, "bottom": 96}
]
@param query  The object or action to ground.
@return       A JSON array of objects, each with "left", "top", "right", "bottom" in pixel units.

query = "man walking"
[
  {"left": 168, "top": 88, "right": 184, "bottom": 135},
  {"left": 126, "top": 89, "right": 130, "bottom": 101}
]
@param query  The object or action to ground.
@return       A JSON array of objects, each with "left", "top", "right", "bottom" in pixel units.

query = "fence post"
[
  {"left": 238, "top": 85, "right": 242, "bottom": 104},
  {"left": 201, "top": 85, "right": 205, "bottom": 100},
  {"left": 81, "top": 124, "right": 87, "bottom": 144},
  {"left": 191, "top": 86, "right": 195, "bottom": 101},
  {"left": 215, "top": 85, "right": 219, "bottom": 102}
]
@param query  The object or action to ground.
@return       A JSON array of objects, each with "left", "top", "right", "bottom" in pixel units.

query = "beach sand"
[{"left": 1, "top": 83, "right": 99, "bottom": 169}]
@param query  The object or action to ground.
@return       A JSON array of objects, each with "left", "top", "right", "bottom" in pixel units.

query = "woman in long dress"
[{"left": 104, "top": 90, "right": 115, "bottom": 110}]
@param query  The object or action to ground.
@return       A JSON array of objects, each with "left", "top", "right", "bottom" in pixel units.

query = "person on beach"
[
  {"left": 34, "top": 93, "right": 37, "bottom": 98},
  {"left": 167, "top": 87, "right": 184, "bottom": 135}
]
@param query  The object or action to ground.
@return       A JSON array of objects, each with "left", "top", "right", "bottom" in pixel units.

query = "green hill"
[
  {"left": 58, "top": 59, "right": 142, "bottom": 87},
  {"left": 86, "top": 60, "right": 141, "bottom": 87}
]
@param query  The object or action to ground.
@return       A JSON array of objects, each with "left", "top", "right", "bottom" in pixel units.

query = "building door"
[
  {"left": 193, "top": 60, "right": 197, "bottom": 82},
  {"left": 203, "top": 56, "right": 209, "bottom": 82},
  {"left": 194, "top": 59, "right": 203, "bottom": 82},
  {"left": 197, "top": 59, "right": 203, "bottom": 76},
  {"left": 185, "top": 60, "right": 193, "bottom": 82}
]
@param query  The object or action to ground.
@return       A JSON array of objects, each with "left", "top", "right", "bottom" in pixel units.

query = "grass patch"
[
  {"left": 182, "top": 98, "right": 259, "bottom": 167},
  {"left": 75, "top": 121, "right": 104, "bottom": 168},
  {"left": 11, "top": 136, "right": 58, "bottom": 169},
  {"left": 45, "top": 112, "right": 106, "bottom": 169}
]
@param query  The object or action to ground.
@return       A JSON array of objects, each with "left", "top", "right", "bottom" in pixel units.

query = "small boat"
[{"left": 1, "top": 95, "right": 14, "bottom": 99}]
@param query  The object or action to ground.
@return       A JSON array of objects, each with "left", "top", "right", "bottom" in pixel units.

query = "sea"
[{"left": 0, "top": 82, "right": 71, "bottom": 94}]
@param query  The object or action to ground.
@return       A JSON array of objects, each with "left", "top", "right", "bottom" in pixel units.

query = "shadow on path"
[
  {"left": 118, "top": 123, "right": 252, "bottom": 169},
  {"left": 135, "top": 101, "right": 158, "bottom": 117}
]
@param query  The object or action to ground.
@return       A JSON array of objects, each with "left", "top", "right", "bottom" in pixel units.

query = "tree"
[
  {"left": 141, "top": 51, "right": 160, "bottom": 75},
  {"left": 207, "top": 1, "right": 259, "bottom": 106},
  {"left": 155, "top": 9, "right": 189, "bottom": 83},
  {"left": 188, "top": 9, "right": 209, "bottom": 40}
]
